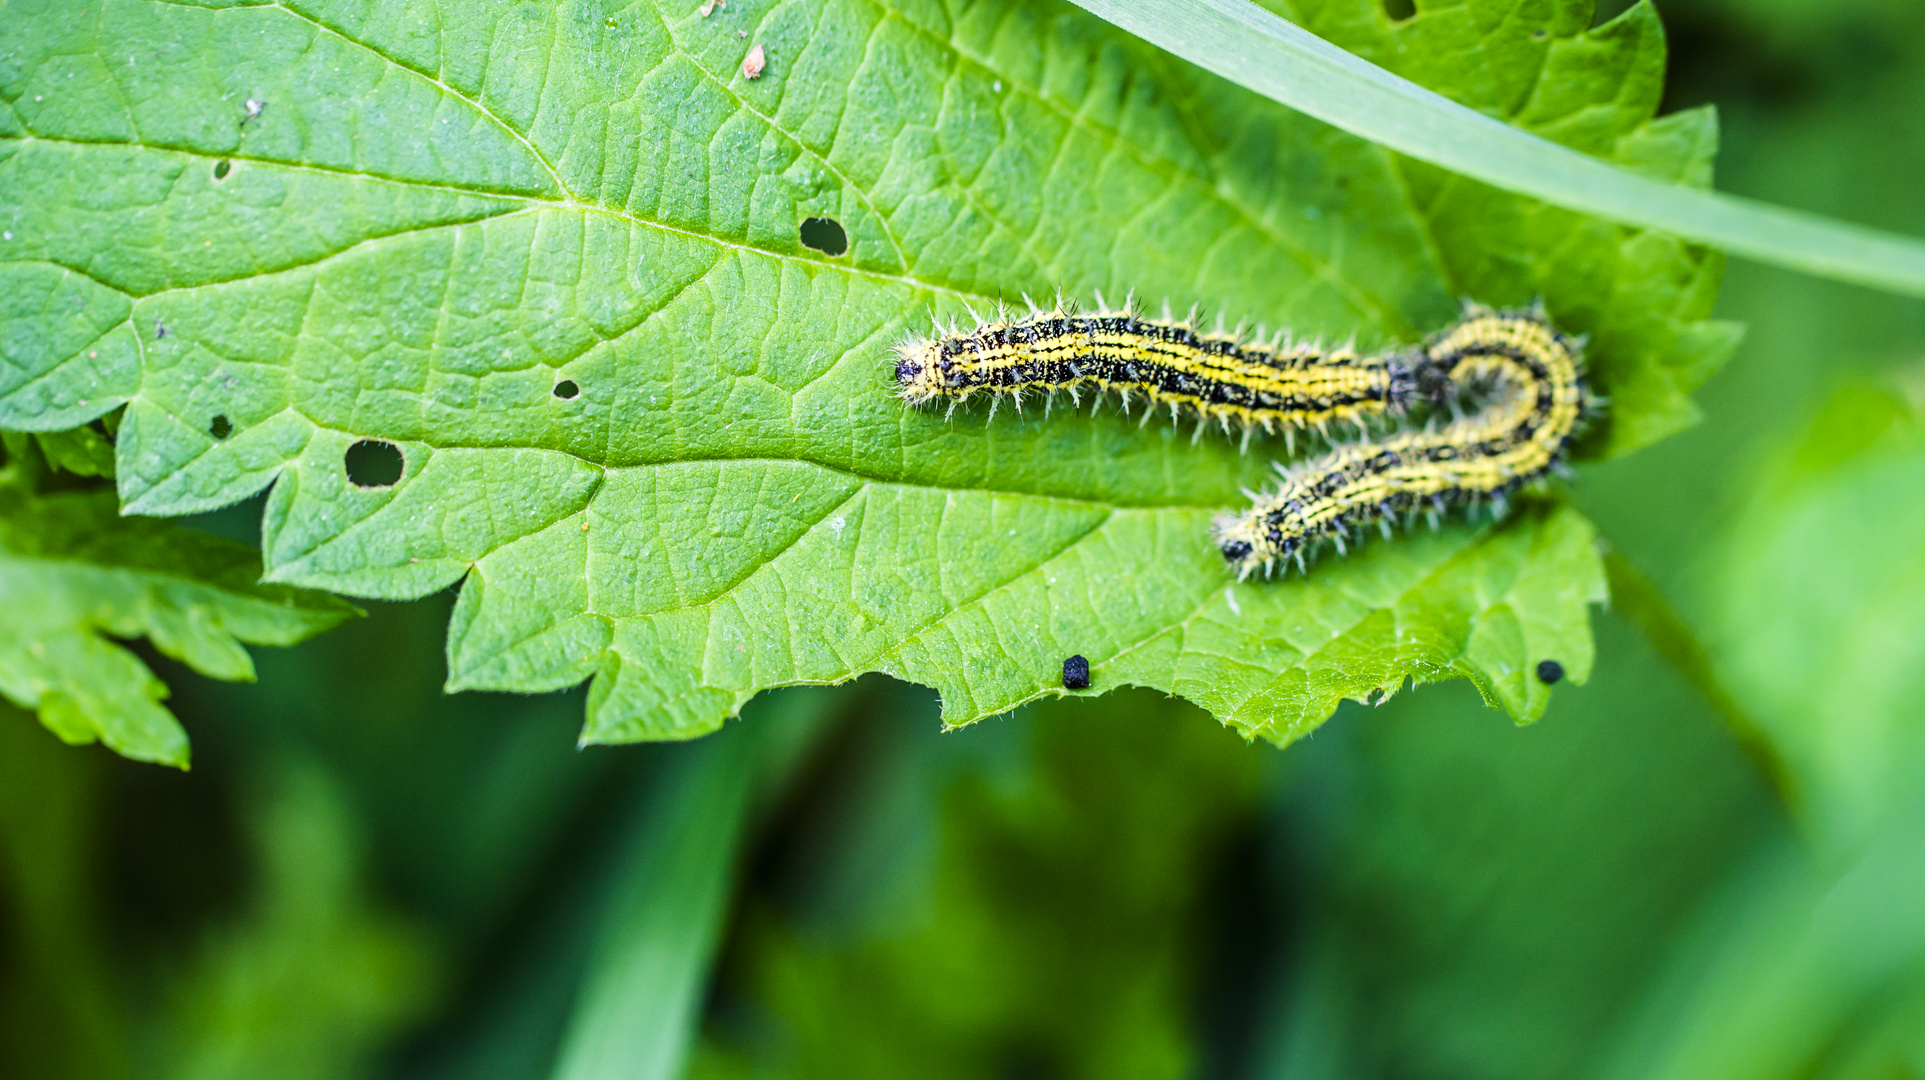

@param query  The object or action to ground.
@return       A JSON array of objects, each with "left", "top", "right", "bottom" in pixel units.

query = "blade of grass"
[
  {"left": 548, "top": 693, "right": 828, "bottom": 1080},
  {"left": 1066, "top": 0, "right": 1925, "bottom": 298}
]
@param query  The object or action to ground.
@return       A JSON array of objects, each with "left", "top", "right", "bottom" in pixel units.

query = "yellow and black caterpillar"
[
  {"left": 894, "top": 302, "right": 1593, "bottom": 578},
  {"left": 894, "top": 303, "right": 1416, "bottom": 443}
]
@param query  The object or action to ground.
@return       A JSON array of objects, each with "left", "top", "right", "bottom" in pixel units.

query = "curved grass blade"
[
  {"left": 1066, "top": 0, "right": 1925, "bottom": 298},
  {"left": 550, "top": 692, "right": 829, "bottom": 1080}
]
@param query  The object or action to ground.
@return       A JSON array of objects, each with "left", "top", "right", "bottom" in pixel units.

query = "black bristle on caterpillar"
[
  {"left": 893, "top": 298, "right": 1596, "bottom": 580},
  {"left": 894, "top": 297, "right": 1415, "bottom": 446},
  {"left": 1213, "top": 304, "right": 1592, "bottom": 578}
]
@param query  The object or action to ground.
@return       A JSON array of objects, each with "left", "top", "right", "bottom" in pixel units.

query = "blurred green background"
[{"left": 6, "top": 0, "right": 1925, "bottom": 1077}]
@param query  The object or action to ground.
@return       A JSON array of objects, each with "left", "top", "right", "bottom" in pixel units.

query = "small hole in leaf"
[
  {"left": 209, "top": 415, "right": 232, "bottom": 440},
  {"left": 553, "top": 379, "right": 580, "bottom": 400},
  {"left": 799, "top": 216, "right": 848, "bottom": 256},
  {"left": 344, "top": 439, "right": 404, "bottom": 488},
  {"left": 214, "top": 160, "right": 232, "bottom": 180},
  {"left": 1383, "top": 0, "right": 1416, "bottom": 19}
]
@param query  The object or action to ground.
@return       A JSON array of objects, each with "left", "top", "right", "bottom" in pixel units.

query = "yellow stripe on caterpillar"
[
  {"left": 1213, "top": 307, "right": 1591, "bottom": 577},
  {"left": 893, "top": 300, "right": 1416, "bottom": 443},
  {"left": 892, "top": 300, "right": 1594, "bottom": 580}
]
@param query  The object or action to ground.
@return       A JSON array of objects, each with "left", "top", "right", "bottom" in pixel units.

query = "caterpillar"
[
  {"left": 893, "top": 300, "right": 1416, "bottom": 448},
  {"left": 894, "top": 300, "right": 1593, "bottom": 579}
]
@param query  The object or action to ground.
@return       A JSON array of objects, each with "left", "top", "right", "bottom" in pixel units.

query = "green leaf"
[
  {"left": 0, "top": 479, "right": 359, "bottom": 767},
  {"left": 2, "top": 420, "right": 117, "bottom": 477},
  {"left": 1261, "top": 0, "right": 1744, "bottom": 454},
  {"left": 0, "top": 0, "right": 1718, "bottom": 745},
  {"left": 1067, "top": 0, "right": 1925, "bottom": 298}
]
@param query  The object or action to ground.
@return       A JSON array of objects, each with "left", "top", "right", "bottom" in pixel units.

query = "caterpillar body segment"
[
  {"left": 893, "top": 304, "right": 1417, "bottom": 437},
  {"left": 892, "top": 299, "right": 1594, "bottom": 580},
  {"left": 1213, "top": 308, "right": 1591, "bottom": 577}
]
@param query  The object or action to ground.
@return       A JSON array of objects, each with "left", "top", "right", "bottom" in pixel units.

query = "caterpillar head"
[
  {"left": 892, "top": 337, "right": 948, "bottom": 405},
  {"left": 1213, "top": 503, "right": 1303, "bottom": 579}
]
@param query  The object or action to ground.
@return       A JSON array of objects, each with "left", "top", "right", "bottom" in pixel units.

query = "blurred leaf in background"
[
  {"left": 1716, "top": 379, "right": 1925, "bottom": 842},
  {"left": 0, "top": 704, "right": 126, "bottom": 1080},
  {"left": 1254, "top": 614, "right": 1778, "bottom": 1080},
  {"left": 1594, "top": 373, "right": 1925, "bottom": 1080},
  {"left": 691, "top": 691, "right": 1263, "bottom": 1080},
  {"left": 146, "top": 762, "right": 438, "bottom": 1080},
  {"left": 0, "top": 708, "right": 434, "bottom": 1080},
  {"left": 0, "top": 442, "right": 356, "bottom": 766}
]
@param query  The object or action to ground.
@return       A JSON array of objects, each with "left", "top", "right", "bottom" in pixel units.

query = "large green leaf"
[
  {"left": 0, "top": 475, "right": 358, "bottom": 766},
  {"left": 0, "top": 0, "right": 1726, "bottom": 745}
]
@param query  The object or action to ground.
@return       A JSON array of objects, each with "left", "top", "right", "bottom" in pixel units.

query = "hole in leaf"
[
  {"left": 553, "top": 379, "right": 580, "bottom": 400},
  {"left": 213, "top": 160, "right": 232, "bottom": 180},
  {"left": 1383, "top": 0, "right": 1416, "bottom": 19},
  {"left": 799, "top": 216, "right": 848, "bottom": 256},
  {"left": 344, "top": 439, "right": 404, "bottom": 488},
  {"left": 209, "top": 415, "right": 232, "bottom": 440}
]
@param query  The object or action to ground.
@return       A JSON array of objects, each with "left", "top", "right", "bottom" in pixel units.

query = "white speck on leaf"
[
  {"left": 1225, "top": 588, "right": 1241, "bottom": 616},
  {"left": 1, "top": 232, "right": 10, "bottom": 241},
  {"left": 992, "top": 80, "right": 1002, "bottom": 92},
  {"left": 829, "top": 516, "right": 846, "bottom": 533},
  {"left": 742, "top": 44, "right": 765, "bottom": 78},
  {"left": 244, "top": 99, "right": 265, "bottom": 120}
]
